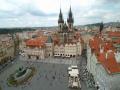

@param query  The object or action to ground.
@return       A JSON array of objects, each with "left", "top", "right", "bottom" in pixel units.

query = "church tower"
[
  {"left": 58, "top": 8, "right": 64, "bottom": 31},
  {"left": 67, "top": 6, "right": 74, "bottom": 30},
  {"left": 45, "top": 36, "right": 53, "bottom": 57}
]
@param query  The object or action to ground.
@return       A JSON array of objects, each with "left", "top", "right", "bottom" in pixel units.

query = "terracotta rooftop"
[
  {"left": 26, "top": 36, "right": 47, "bottom": 47},
  {"left": 108, "top": 31, "right": 120, "bottom": 37},
  {"left": 103, "top": 42, "right": 115, "bottom": 52},
  {"left": 90, "top": 35, "right": 120, "bottom": 74},
  {"left": 98, "top": 51, "right": 120, "bottom": 74},
  {"left": 52, "top": 35, "right": 60, "bottom": 45},
  {"left": 89, "top": 36, "right": 102, "bottom": 53}
]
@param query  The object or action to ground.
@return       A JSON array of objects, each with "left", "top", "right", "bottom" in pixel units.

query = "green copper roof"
[
  {"left": 46, "top": 36, "right": 53, "bottom": 43},
  {"left": 112, "top": 37, "right": 119, "bottom": 40},
  {"left": 114, "top": 44, "right": 120, "bottom": 48}
]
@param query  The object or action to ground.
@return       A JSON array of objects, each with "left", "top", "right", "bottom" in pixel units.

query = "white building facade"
[
  {"left": 87, "top": 36, "right": 120, "bottom": 90},
  {"left": 54, "top": 42, "right": 82, "bottom": 58}
]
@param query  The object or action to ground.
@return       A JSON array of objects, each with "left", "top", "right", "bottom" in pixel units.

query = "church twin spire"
[
  {"left": 67, "top": 6, "right": 74, "bottom": 24},
  {"left": 58, "top": 6, "right": 74, "bottom": 25},
  {"left": 57, "top": 5, "right": 75, "bottom": 44},
  {"left": 58, "top": 8, "right": 64, "bottom": 24}
]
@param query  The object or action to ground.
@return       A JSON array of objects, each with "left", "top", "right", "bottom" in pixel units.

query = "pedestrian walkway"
[{"left": 20, "top": 56, "right": 79, "bottom": 65}]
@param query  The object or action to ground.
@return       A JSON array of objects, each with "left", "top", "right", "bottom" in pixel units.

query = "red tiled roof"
[
  {"left": 102, "top": 52, "right": 120, "bottom": 74},
  {"left": 89, "top": 36, "right": 102, "bottom": 52},
  {"left": 103, "top": 42, "right": 115, "bottom": 52},
  {"left": 108, "top": 31, "right": 120, "bottom": 37},
  {"left": 90, "top": 34, "right": 120, "bottom": 74},
  {"left": 26, "top": 36, "right": 47, "bottom": 47},
  {"left": 98, "top": 52, "right": 106, "bottom": 62}
]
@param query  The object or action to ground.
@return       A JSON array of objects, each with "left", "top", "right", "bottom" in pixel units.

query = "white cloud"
[{"left": 0, "top": 0, "right": 120, "bottom": 27}]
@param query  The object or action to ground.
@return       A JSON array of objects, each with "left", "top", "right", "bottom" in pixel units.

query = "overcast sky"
[{"left": 0, "top": 0, "right": 120, "bottom": 27}]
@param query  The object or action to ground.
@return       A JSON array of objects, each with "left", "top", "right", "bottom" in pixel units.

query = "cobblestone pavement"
[{"left": 0, "top": 55, "right": 97, "bottom": 90}]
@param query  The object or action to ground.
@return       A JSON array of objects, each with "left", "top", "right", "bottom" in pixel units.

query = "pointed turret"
[
  {"left": 67, "top": 6, "right": 74, "bottom": 23},
  {"left": 67, "top": 6, "right": 74, "bottom": 30},
  {"left": 58, "top": 8, "right": 64, "bottom": 31},
  {"left": 58, "top": 9, "right": 64, "bottom": 24},
  {"left": 46, "top": 35, "right": 53, "bottom": 57}
]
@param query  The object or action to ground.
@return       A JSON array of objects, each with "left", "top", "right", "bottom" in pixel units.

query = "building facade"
[
  {"left": 53, "top": 7, "right": 83, "bottom": 57},
  {"left": 0, "top": 35, "right": 15, "bottom": 64},
  {"left": 87, "top": 34, "right": 120, "bottom": 90},
  {"left": 23, "top": 37, "right": 46, "bottom": 60},
  {"left": 22, "top": 7, "right": 83, "bottom": 59}
]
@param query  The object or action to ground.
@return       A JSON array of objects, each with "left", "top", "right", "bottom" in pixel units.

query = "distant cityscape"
[
  {"left": 0, "top": 2, "right": 120, "bottom": 90},
  {"left": 0, "top": 21, "right": 120, "bottom": 34}
]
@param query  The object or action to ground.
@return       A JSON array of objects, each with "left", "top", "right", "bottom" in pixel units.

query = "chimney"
[
  {"left": 105, "top": 52, "right": 108, "bottom": 59},
  {"left": 99, "top": 44, "right": 104, "bottom": 53},
  {"left": 100, "top": 48, "right": 104, "bottom": 53},
  {"left": 106, "top": 50, "right": 113, "bottom": 60}
]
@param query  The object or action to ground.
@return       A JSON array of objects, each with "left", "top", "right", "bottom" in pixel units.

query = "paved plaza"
[
  {"left": 0, "top": 55, "right": 96, "bottom": 90},
  {"left": 20, "top": 55, "right": 79, "bottom": 65}
]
